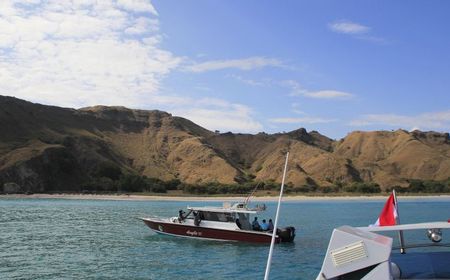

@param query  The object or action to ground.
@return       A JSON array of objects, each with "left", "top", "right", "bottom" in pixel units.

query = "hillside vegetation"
[{"left": 1, "top": 95, "right": 449, "bottom": 194}]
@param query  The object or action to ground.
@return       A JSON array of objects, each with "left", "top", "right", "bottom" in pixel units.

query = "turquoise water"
[{"left": 1, "top": 197, "right": 449, "bottom": 279}]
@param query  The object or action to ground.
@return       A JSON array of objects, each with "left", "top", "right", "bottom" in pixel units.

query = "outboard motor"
[{"left": 278, "top": 226, "right": 296, "bottom": 242}]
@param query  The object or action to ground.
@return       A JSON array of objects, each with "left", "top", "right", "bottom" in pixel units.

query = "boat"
[
  {"left": 141, "top": 201, "right": 296, "bottom": 244},
  {"left": 316, "top": 192, "right": 450, "bottom": 279},
  {"left": 316, "top": 221, "right": 450, "bottom": 279}
]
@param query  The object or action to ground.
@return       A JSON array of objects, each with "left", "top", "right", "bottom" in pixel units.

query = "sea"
[{"left": 1, "top": 196, "right": 449, "bottom": 280}]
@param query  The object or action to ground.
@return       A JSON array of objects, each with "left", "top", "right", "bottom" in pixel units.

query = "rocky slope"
[{"left": 0, "top": 95, "right": 449, "bottom": 193}]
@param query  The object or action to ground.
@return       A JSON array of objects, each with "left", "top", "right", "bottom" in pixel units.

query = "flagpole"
[
  {"left": 393, "top": 189, "right": 406, "bottom": 254},
  {"left": 264, "top": 152, "right": 289, "bottom": 280}
]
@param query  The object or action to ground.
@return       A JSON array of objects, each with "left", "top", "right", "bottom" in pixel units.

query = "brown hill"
[
  {"left": 0, "top": 95, "right": 449, "bottom": 193},
  {"left": 334, "top": 130, "right": 450, "bottom": 187}
]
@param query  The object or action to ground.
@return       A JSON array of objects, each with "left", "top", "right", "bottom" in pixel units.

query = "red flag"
[{"left": 373, "top": 193, "right": 398, "bottom": 226}]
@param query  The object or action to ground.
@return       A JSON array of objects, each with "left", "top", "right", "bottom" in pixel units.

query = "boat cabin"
[{"left": 184, "top": 203, "right": 264, "bottom": 230}]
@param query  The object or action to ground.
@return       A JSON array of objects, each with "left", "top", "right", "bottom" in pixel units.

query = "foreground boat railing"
[
  {"left": 392, "top": 242, "right": 450, "bottom": 250},
  {"left": 316, "top": 221, "right": 450, "bottom": 280},
  {"left": 357, "top": 221, "right": 450, "bottom": 232}
]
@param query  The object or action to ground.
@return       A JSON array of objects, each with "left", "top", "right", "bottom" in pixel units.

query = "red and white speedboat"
[{"left": 141, "top": 202, "right": 295, "bottom": 244}]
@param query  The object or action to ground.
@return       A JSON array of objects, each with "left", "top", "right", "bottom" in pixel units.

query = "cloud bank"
[
  {"left": 0, "top": 0, "right": 181, "bottom": 108},
  {"left": 0, "top": 2, "right": 279, "bottom": 133}
]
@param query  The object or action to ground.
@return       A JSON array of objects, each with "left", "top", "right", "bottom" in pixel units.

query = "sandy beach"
[{"left": 2, "top": 193, "right": 450, "bottom": 202}]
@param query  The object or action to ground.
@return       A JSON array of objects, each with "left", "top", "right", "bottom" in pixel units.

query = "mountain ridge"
[{"left": 1, "top": 95, "right": 449, "bottom": 193}]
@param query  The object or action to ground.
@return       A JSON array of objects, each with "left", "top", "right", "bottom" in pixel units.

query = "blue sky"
[{"left": 0, "top": 0, "right": 449, "bottom": 139}]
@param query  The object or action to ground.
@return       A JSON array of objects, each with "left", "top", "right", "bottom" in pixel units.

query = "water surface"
[{"left": 1, "top": 197, "right": 449, "bottom": 279}]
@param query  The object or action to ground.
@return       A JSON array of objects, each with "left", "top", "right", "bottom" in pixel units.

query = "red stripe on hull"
[{"left": 143, "top": 219, "right": 280, "bottom": 244}]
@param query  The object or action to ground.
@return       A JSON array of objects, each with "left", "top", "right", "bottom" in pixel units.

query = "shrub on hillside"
[
  {"left": 166, "top": 179, "right": 181, "bottom": 190},
  {"left": 320, "top": 186, "right": 339, "bottom": 193},
  {"left": 401, "top": 179, "right": 448, "bottom": 193},
  {"left": 81, "top": 177, "right": 117, "bottom": 192},
  {"left": 423, "top": 181, "right": 446, "bottom": 193},
  {"left": 344, "top": 182, "right": 381, "bottom": 193},
  {"left": 93, "top": 162, "right": 122, "bottom": 181},
  {"left": 292, "top": 185, "right": 317, "bottom": 193},
  {"left": 261, "top": 180, "right": 278, "bottom": 190},
  {"left": 142, "top": 177, "right": 169, "bottom": 193},
  {"left": 118, "top": 174, "right": 147, "bottom": 192}
]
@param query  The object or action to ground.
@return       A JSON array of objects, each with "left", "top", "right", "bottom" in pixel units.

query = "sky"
[{"left": 0, "top": 0, "right": 449, "bottom": 139}]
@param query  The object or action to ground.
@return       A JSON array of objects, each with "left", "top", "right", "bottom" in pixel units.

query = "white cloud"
[
  {"left": 329, "top": 20, "right": 370, "bottom": 34},
  {"left": 328, "top": 20, "right": 388, "bottom": 44},
  {"left": 116, "top": 0, "right": 158, "bottom": 15},
  {"left": 196, "top": 97, "right": 230, "bottom": 108},
  {"left": 283, "top": 80, "right": 353, "bottom": 100},
  {"left": 0, "top": 1, "right": 270, "bottom": 134},
  {"left": 350, "top": 110, "right": 450, "bottom": 131},
  {"left": 304, "top": 90, "right": 353, "bottom": 99},
  {"left": 172, "top": 98, "right": 263, "bottom": 133},
  {"left": 125, "top": 17, "right": 159, "bottom": 34},
  {"left": 186, "top": 57, "right": 283, "bottom": 73},
  {"left": 228, "top": 74, "right": 266, "bottom": 86},
  {"left": 282, "top": 80, "right": 308, "bottom": 96},
  {"left": 194, "top": 85, "right": 212, "bottom": 92},
  {"left": 269, "top": 117, "right": 337, "bottom": 124},
  {"left": 291, "top": 103, "right": 306, "bottom": 115},
  {"left": 0, "top": 2, "right": 15, "bottom": 17},
  {"left": 270, "top": 100, "right": 338, "bottom": 126},
  {"left": 0, "top": 0, "right": 182, "bottom": 108}
]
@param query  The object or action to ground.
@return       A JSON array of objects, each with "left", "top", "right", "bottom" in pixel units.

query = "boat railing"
[
  {"left": 392, "top": 242, "right": 450, "bottom": 250},
  {"left": 358, "top": 221, "right": 450, "bottom": 232},
  {"left": 230, "top": 197, "right": 266, "bottom": 212},
  {"left": 216, "top": 202, "right": 266, "bottom": 212},
  {"left": 358, "top": 221, "right": 450, "bottom": 252},
  {"left": 255, "top": 204, "right": 266, "bottom": 211}
]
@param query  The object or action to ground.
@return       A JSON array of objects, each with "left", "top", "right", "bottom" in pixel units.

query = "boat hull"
[{"left": 142, "top": 218, "right": 281, "bottom": 244}]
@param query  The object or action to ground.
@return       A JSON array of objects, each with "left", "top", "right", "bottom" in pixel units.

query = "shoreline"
[{"left": 1, "top": 193, "right": 450, "bottom": 202}]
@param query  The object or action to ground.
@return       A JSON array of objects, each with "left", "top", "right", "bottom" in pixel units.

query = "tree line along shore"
[{"left": 3, "top": 161, "right": 449, "bottom": 196}]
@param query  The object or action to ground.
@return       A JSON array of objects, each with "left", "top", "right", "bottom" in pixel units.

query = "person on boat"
[
  {"left": 178, "top": 210, "right": 185, "bottom": 223},
  {"left": 261, "top": 219, "right": 269, "bottom": 231},
  {"left": 194, "top": 211, "right": 201, "bottom": 226},
  {"left": 252, "top": 217, "right": 261, "bottom": 231},
  {"left": 235, "top": 218, "right": 242, "bottom": 229},
  {"left": 268, "top": 219, "right": 274, "bottom": 231}
]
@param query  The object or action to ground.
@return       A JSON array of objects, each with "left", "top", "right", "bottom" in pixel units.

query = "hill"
[{"left": 1, "top": 95, "right": 449, "bottom": 193}]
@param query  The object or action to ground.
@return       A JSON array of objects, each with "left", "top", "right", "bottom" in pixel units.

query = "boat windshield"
[
  {"left": 196, "top": 211, "right": 252, "bottom": 230},
  {"left": 200, "top": 211, "right": 235, "bottom": 222}
]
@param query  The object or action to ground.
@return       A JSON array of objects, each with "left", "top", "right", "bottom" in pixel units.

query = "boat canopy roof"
[
  {"left": 187, "top": 202, "right": 265, "bottom": 214},
  {"left": 187, "top": 206, "right": 256, "bottom": 214},
  {"left": 358, "top": 221, "right": 450, "bottom": 232}
]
